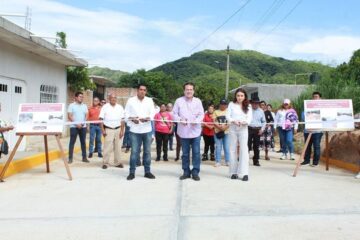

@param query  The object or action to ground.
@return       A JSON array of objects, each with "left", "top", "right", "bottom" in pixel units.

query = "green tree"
[
  {"left": 56, "top": 31, "right": 95, "bottom": 91},
  {"left": 118, "top": 70, "right": 182, "bottom": 104},
  {"left": 56, "top": 32, "right": 67, "bottom": 48},
  {"left": 67, "top": 66, "right": 95, "bottom": 92},
  {"left": 347, "top": 49, "right": 360, "bottom": 84},
  {"left": 293, "top": 49, "right": 360, "bottom": 115}
]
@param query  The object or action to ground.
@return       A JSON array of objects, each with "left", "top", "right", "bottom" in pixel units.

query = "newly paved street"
[{"left": 1, "top": 147, "right": 359, "bottom": 240}]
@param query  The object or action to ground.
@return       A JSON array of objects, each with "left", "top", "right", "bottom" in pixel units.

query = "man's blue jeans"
[
  {"left": 214, "top": 134, "right": 230, "bottom": 163},
  {"left": 181, "top": 136, "right": 201, "bottom": 176},
  {"left": 68, "top": 127, "right": 86, "bottom": 160},
  {"left": 304, "top": 132, "right": 323, "bottom": 165},
  {"left": 122, "top": 124, "right": 131, "bottom": 148},
  {"left": 89, "top": 124, "right": 102, "bottom": 154},
  {"left": 129, "top": 131, "right": 152, "bottom": 174}
]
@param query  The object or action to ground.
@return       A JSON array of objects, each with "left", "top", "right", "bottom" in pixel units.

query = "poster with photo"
[
  {"left": 304, "top": 99, "right": 354, "bottom": 131},
  {"left": 16, "top": 103, "right": 65, "bottom": 133}
]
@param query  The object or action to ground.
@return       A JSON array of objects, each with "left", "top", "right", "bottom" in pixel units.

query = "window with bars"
[
  {"left": 40, "top": 84, "right": 58, "bottom": 103},
  {"left": 15, "top": 86, "right": 22, "bottom": 94},
  {"left": 0, "top": 84, "right": 8, "bottom": 92}
]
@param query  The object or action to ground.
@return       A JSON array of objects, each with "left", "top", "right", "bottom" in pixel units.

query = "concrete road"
[{"left": 0, "top": 150, "right": 359, "bottom": 240}]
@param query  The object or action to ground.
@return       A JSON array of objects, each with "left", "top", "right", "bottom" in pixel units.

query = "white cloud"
[
  {"left": 1, "top": 0, "right": 360, "bottom": 71},
  {"left": 292, "top": 36, "right": 360, "bottom": 62},
  {"left": 194, "top": 27, "right": 360, "bottom": 66}
]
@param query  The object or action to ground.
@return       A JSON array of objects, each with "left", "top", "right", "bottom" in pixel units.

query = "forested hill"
[
  {"left": 89, "top": 49, "right": 335, "bottom": 106},
  {"left": 88, "top": 66, "right": 127, "bottom": 82},
  {"left": 151, "top": 49, "right": 333, "bottom": 85}
]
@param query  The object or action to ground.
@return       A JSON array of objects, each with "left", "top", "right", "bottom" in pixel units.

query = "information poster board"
[
  {"left": 304, "top": 99, "right": 354, "bottom": 131},
  {"left": 16, "top": 103, "right": 65, "bottom": 133}
]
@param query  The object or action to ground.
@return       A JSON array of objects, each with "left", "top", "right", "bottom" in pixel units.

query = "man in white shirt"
[
  {"left": 99, "top": 94, "right": 125, "bottom": 169},
  {"left": 125, "top": 84, "right": 156, "bottom": 180}
]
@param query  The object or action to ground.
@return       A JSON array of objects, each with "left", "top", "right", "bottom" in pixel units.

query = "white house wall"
[
  {"left": 0, "top": 39, "right": 67, "bottom": 104},
  {"left": 0, "top": 39, "right": 67, "bottom": 150}
]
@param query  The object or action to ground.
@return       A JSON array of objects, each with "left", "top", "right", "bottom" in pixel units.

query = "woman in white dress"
[{"left": 226, "top": 88, "right": 252, "bottom": 181}]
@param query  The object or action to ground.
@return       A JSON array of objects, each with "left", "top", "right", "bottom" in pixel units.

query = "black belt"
[
  {"left": 104, "top": 125, "right": 120, "bottom": 129},
  {"left": 248, "top": 126, "right": 261, "bottom": 129}
]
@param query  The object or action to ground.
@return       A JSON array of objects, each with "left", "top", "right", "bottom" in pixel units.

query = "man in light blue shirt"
[{"left": 67, "top": 91, "right": 88, "bottom": 164}]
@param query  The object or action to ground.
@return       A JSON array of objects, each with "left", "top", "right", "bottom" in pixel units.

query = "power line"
[
  {"left": 254, "top": 0, "right": 303, "bottom": 46},
  {"left": 231, "top": 0, "right": 286, "bottom": 50},
  {"left": 227, "top": 1, "right": 247, "bottom": 46},
  {"left": 249, "top": 0, "right": 286, "bottom": 37},
  {"left": 188, "top": 0, "right": 252, "bottom": 54}
]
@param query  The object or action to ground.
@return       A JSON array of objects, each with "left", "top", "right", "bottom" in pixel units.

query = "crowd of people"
[
  {"left": 64, "top": 83, "right": 324, "bottom": 181},
  {"left": 2, "top": 85, "right": 359, "bottom": 179}
]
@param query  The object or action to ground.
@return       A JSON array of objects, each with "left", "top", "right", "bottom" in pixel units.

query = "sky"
[{"left": 1, "top": 0, "right": 360, "bottom": 72}]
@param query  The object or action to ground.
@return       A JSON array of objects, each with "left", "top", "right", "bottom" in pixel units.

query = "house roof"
[
  {"left": 0, "top": 17, "right": 87, "bottom": 67},
  {"left": 90, "top": 75, "right": 116, "bottom": 87}
]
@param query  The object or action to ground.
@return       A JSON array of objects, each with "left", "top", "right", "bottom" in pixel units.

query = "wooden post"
[
  {"left": 55, "top": 134, "right": 72, "bottom": 181},
  {"left": 1, "top": 133, "right": 72, "bottom": 182},
  {"left": 0, "top": 135, "right": 24, "bottom": 182},
  {"left": 293, "top": 133, "right": 312, "bottom": 177},
  {"left": 44, "top": 135, "right": 50, "bottom": 173},
  {"left": 325, "top": 132, "right": 329, "bottom": 171}
]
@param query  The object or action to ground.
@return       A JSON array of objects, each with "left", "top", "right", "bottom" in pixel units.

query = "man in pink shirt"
[{"left": 173, "top": 82, "right": 204, "bottom": 181}]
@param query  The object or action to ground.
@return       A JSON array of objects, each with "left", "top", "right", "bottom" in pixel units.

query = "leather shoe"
[
  {"left": 192, "top": 175, "right": 200, "bottom": 181},
  {"left": 115, "top": 163, "right": 124, "bottom": 168},
  {"left": 82, "top": 158, "right": 90, "bottom": 163},
  {"left": 242, "top": 175, "right": 249, "bottom": 181},
  {"left": 127, "top": 173, "right": 135, "bottom": 180},
  {"left": 144, "top": 172, "right": 156, "bottom": 179},
  {"left": 254, "top": 162, "right": 260, "bottom": 166},
  {"left": 98, "top": 153, "right": 103, "bottom": 158},
  {"left": 88, "top": 153, "right": 93, "bottom": 158},
  {"left": 179, "top": 174, "right": 191, "bottom": 180},
  {"left": 102, "top": 165, "right": 107, "bottom": 169},
  {"left": 230, "top": 174, "right": 238, "bottom": 179}
]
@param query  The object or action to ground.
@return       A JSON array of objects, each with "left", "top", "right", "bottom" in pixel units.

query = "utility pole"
[{"left": 225, "top": 45, "right": 230, "bottom": 99}]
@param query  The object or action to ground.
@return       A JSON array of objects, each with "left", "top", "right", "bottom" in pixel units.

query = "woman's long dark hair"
[{"left": 232, "top": 88, "right": 249, "bottom": 113}]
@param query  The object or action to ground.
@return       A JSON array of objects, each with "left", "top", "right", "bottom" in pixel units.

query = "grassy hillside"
[
  {"left": 91, "top": 49, "right": 334, "bottom": 105},
  {"left": 88, "top": 66, "right": 127, "bottom": 82},
  {"left": 151, "top": 49, "right": 333, "bottom": 87}
]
